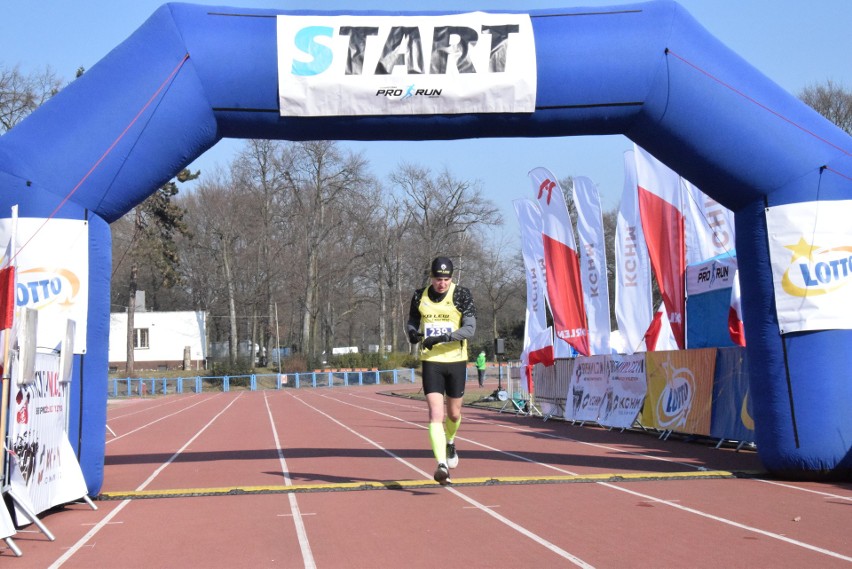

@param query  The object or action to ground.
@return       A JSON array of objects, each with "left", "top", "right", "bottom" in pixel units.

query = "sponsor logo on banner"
[
  {"left": 686, "top": 254, "right": 738, "bottom": 296},
  {"left": 16, "top": 267, "right": 82, "bottom": 310},
  {"left": 765, "top": 200, "right": 852, "bottom": 333},
  {"left": 277, "top": 13, "right": 536, "bottom": 116},
  {"left": 779, "top": 237, "right": 852, "bottom": 297},
  {"left": 655, "top": 361, "right": 695, "bottom": 429},
  {"left": 0, "top": 217, "right": 89, "bottom": 353},
  {"left": 641, "top": 350, "right": 715, "bottom": 435}
]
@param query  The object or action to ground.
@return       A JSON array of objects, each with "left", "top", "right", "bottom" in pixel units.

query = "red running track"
[{"left": 2, "top": 383, "right": 851, "bottom": 568}]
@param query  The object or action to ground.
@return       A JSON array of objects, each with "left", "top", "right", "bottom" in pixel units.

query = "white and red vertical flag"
[
  {"left": 728, "top": 270, "right": 746, "bottom": 346},
  {"left": 513, "top": 199, "right": 554, "bottom": 374},
  {"left": 634, "top": 145, "right": 686, "bottom": 349},
  {"left": 615, "top": 150, "right": 653, "bottom": 354},
  {"left": 644, "top": 303, "right": 679, "bottom": 351},
  {"left": 529, "top": 167, "right": 590, "bottom": 356},
  {"left": 571, "top": 176, "right": 610, "bottom": 355},
  {"left": 682, "top": 179, "right": 736, "bottom": 265}
]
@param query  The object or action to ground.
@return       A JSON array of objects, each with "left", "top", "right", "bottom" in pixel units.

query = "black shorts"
[{"left": 422, "top": 360, "right": 467, "bottom": 399}]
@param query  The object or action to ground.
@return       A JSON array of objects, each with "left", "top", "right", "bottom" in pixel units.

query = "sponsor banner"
[
  {"left": 639, "top": 348, "right": 716, "bottom": 435},
  {"left": 685, "top": 253, "right": 738, "bottom": 296},
  {"left": 564, "top": 355, "right": 608, "bottom": 422},
  {"left": 572, "top": 176, "right": 611, "bottom": 355},
  {"left": 710, "top": 347, "right": 754, "bottom": 442},
  {"left": 765, "top": 200, "right": 852, "bottom": 333},
  {"left": 599, "top": 354, "right": 647, "bottom": 429},
  {"left": 8, "top": 352, "right": 88, "bottom": 520},
  {"left": 615, "top": 150, "right": 652, "bottom": 354},
  {"left": 277, "top": 13, "right": 537, "bottom": 117},
  {"left": 0, "top": 217, "right": 88, "bottom": 353}
]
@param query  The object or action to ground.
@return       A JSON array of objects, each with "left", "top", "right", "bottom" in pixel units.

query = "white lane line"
[
  {"left": 601, "top": 482, "right": 852, "bottom": 563},
  {"left": 264, "top": 392, "right": 316, "bottom": 569},
  {"left": 314, "top": 391, "right": 852, "bottom": 564},
  {"left": 108, "top": 392, "right": 206, "bottom": 421},
  {"left": 348, "top": 392, "right": 703, "bottom": 470},
  {"left": 287, "top": 391, "right": 594, "bottom": 569},
  {"left": 49, "top": 393, "right": 244, "bottom": 568},
  {"left": 350, "top": 392, "right": 852, "bottom": 503},
  {"left": 105, "top": 394, "right": 223, "bottom": 445}
]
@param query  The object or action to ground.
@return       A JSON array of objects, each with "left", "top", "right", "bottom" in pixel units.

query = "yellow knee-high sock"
[
  {"left": 429, "top": 422, "right": 447, "bottom": 463},
  {"left": 445, "top": 416, "right": 461, "bottom": 442}
]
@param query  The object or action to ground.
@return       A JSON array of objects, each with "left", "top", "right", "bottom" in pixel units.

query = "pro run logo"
[
  {"left": 781, "top": 237, "right": 852, "bottom": 297},
  {"left": 376, "top": 84, "right": 442, "bottom": 101}
]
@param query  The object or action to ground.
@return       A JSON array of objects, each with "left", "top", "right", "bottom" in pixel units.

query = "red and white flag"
[
  {"left": 572, "top": 176, "right": 610, "bottom": 355},
  {"left": 615, "top": 150, "right": 653, "bottom": 354},
  {"left": 728, "top": 270, "right": 746, "bottom": 347},
  {"left": 644, "top": 303, "right": 678, "bottom": 351},
  {"left": 513, "top": 199, "right": 554, "bottom": 371},
  {"left": 634, "top": 145, "right": 685, "bottom": 349},
  {"left": 529, "top": 166, "right": 589, "bottom": 356}
]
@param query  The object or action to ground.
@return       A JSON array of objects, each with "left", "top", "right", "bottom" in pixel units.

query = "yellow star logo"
[{"left": 784, "top": 237, "right": 816, "bottom": 262}]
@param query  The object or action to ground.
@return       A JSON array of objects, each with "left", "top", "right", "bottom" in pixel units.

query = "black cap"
[{"left": 430, "top": 257, "right": 453, "bottom": 278}]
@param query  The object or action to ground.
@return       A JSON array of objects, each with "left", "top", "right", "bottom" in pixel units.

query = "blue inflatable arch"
[{"left": 1, "top": 1, "right": 849, "bottom": 492}]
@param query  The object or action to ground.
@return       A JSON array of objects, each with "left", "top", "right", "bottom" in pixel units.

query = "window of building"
[{"left": 134, "top": 328, "right": 149, "bottom": 349}]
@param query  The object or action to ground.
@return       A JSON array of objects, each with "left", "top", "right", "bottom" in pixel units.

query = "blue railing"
[{"left": 108, "top": 368, "right": 417, "bottom": 398}]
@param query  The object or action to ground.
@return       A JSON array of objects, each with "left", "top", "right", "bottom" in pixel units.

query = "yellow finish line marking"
[{"left": 97, "top": 470, "right": 756, "bottom": 501}]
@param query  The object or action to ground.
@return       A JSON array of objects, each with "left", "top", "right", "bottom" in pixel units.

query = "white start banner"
[
  {"left": 765, "top": 200, "right": 852, "bottom": 334},
  {"left": 277, "top": 12, "right": 537, "bottom": 116}
]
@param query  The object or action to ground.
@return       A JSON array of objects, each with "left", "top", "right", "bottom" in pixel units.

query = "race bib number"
[{"left": 424, "top": 323, "right": 454, "bottom": 337}]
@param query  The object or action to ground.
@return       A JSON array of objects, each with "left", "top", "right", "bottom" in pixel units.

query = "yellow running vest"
[{"left": 418, "top": 282, "right": 468, "bottom": 363}]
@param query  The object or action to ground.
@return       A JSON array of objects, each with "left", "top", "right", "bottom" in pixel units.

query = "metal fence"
[{"left": 109, "top": 368, "right": 418, "bottom": 398}]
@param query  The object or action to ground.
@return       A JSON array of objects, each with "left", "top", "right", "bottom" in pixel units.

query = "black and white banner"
[
  {"left": 7, "top": 352, "right": 88, "bottom": 522},
  {"left": 277, "top": 12, "right": 536, "bottom": 116}
]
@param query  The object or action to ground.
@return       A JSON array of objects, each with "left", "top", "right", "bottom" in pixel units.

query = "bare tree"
[
  {"left": 799, "top": 79, "right": 852, "bottom": 135},
  {"left": 392, "top": 163, "right": 502, "bottom": 277},
  {"left": 476, "top": 235, "right": 525, "bottom": 340},
  {"left": 182, "top": 173, "right": 252, "bottom": 365},
  {"left": 280, "top": 141, "right": 370, "bottom": 358},
  {"left": 231, "top": 140, "right": 293, "bottom": 365},
  {"left": 0, "top": 65, "right": 63, "bottom": 132}
]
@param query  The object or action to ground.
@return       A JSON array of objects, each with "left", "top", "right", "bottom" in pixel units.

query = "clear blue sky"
[{"left": 3, "top": 1, "right": 851, "bottom": 238}]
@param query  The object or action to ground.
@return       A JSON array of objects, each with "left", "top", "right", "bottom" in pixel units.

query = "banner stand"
[
  {"left": 1, "top": 484, "right": 55, "bottom": 541},
  {"left": 3, "top": 536, "right": 21, "bottom": 557}
]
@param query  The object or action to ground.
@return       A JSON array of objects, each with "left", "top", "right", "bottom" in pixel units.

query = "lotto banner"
[
  {"left": 765, "top": 200, "right": 852, "bottom": 333},
  {"left": 598, "top": 354, "right": 647, "bottom": 429},
  {"left": 0, "top": 217, "right": 88, "bottom": 353},
  {"left": 564, "top": 355, "right": 609, "bottom": 422},
  {"left": 639, "top": 348, "right": 716, "bottom": 435},
  {"left": 277, "top": 13, "right": 537, "bottom": 116},
  {"left": 7, "top": 352, "right": 88, "bottom": 521}
]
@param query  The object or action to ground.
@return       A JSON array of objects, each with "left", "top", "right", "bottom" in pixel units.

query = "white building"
[{"left": 109, "top": 310, "right": 207, "bottom": 372}]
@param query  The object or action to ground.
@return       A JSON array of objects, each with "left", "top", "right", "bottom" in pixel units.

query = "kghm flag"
[
  {"left": 572, "top": 176, "right": 610, "bottom": 355},
  {"left": 615, "top": 150, "right": 653, "bottom": 354},
  {"left": 513, "top": 199, "right": 554, "bottom": 372}
]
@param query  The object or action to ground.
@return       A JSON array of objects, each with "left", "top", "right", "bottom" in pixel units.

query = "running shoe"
[
  {"left": 446, "top": 442, "right": 458, "bottom": 469},
  {"left": 433, "top": 462, "right": 451, "bottom": 485}
]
